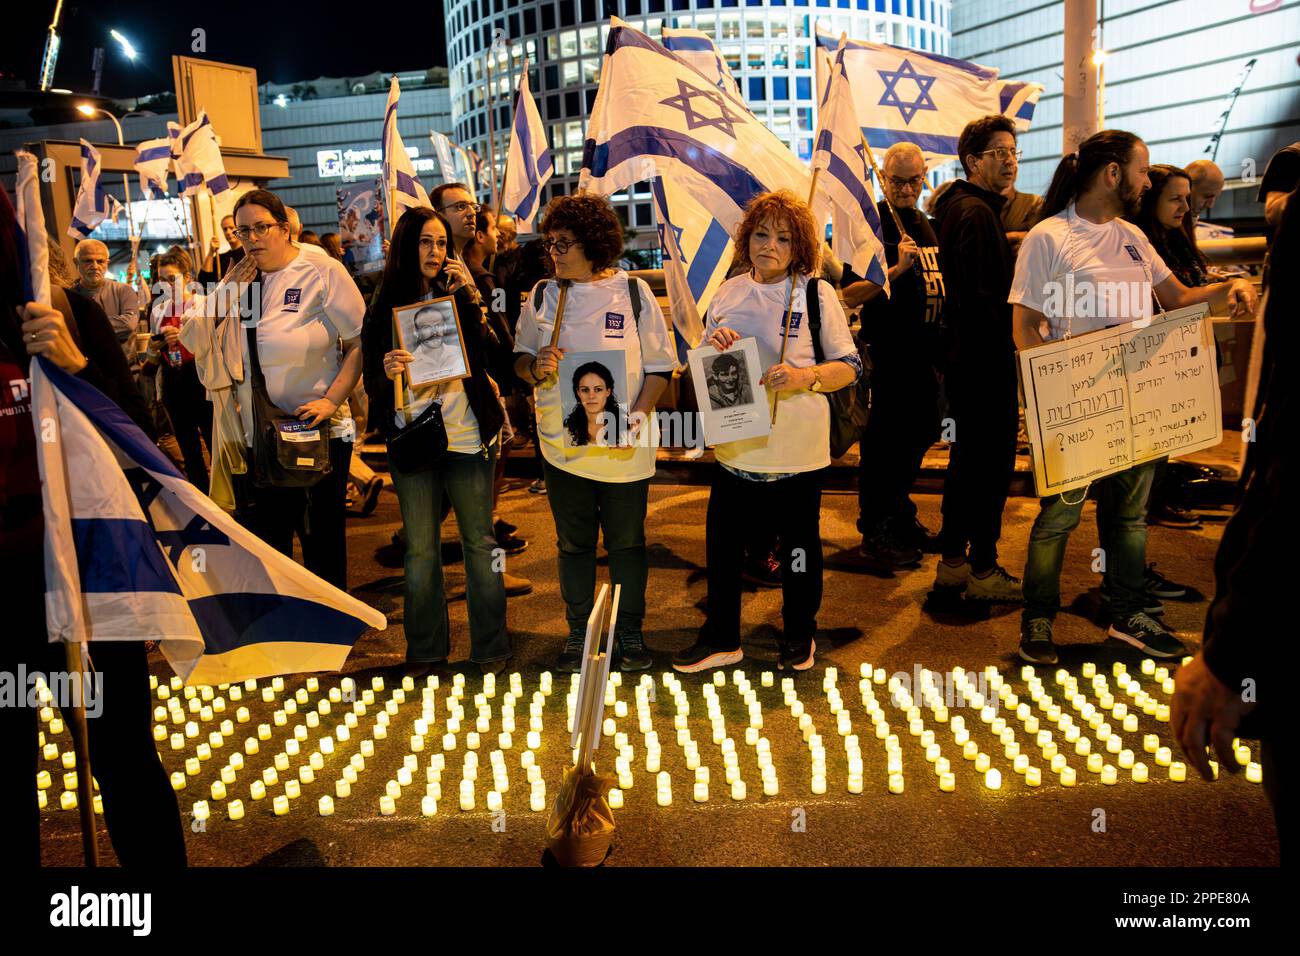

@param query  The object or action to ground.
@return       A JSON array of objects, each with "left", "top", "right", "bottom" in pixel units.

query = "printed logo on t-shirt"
[
  {"left": 1123, "top": 244, "right": 1143, "bottom": 263},
  {"left": 604, "top": 312, "right": 625, "bottom": 337},
  {"left": 283, "top": 288, "right": 303, "bottom": 310},
  {"left": 786, "top": 311, "right": 803, "bottom": 335}
]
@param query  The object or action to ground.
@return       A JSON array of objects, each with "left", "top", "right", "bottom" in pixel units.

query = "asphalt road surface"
[{"left": 35, "top": 478, "right": 1277, "bottom": 867}]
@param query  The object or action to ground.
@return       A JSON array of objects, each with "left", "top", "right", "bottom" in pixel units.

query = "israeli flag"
[
  {"left": 15, "top": 150, "right": 51, "bottom": 305},
  {"left": 661, "top": 26, "right": 740, "bottom": 99},
  {"left": 813, "top": 41, "right": 890, "bottom": 293},
  {"left": 429, "top": 129, "right": 461, "bottom": 184},
  {"left": 67, "top": 140, "right": 115, "bottom": 240},
  {"left": 29, "top": 358, "right": 386, "bottom": 685},
  {"left": 501, "top": 60, "right": 553, "bottom": 231},
  {"left": 383, "top": 77, "right": 432, "bottom": 215},
  {"left": 168, "top": 111, "right": 230, "bottom": 197},
  {"left": 814, "top": 29, "right": 1043, "bottom": 165},
  {"left": 581, "top": 19, "right": 823, "bottom": 349},
  {"left": 650, "top": 175, "right": 729, "bottom": 359},
  {"left": 133, "top": 137, "right": 173, "bottom": 198}
]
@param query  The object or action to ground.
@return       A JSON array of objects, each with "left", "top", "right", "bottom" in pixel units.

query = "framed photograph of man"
[
  {"left": 557, "top": 350, "right": 632, "bottom": 448},
  {"left": 393, "top": 295, "right": 471, "bottom": 388},
  {"left": 687, "top": 337, "right": 770, "bottom": 446}
]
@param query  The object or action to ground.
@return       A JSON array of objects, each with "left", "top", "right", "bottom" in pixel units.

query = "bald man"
[
  {"left": 72, "top": 238, "right": 143, "bottom": 363},
  {"left": 1185, "top": 160, "right": 1225, "bottom": 221}
]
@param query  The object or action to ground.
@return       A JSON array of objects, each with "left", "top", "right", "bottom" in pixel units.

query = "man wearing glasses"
[
  {"left": 431, "top": 182, "right": 483, "bottom": 259},
  {"left": 928, "top": 114, "right": 1025, "bottom": 604},
  {"left": 842, "top": 142, "right": 946, "bottom": 571}
]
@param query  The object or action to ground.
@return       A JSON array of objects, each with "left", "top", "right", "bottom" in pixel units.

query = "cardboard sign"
[{"left": 1019, "top": 304, "right": 1221, "bottom": 497}]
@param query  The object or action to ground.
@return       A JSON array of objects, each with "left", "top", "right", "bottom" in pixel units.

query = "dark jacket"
[
  {"left": 361, "top": 278, "right": 505, "bottom": 445},
  {"left": 931, "top": 178, "right": 1016, "bottom": 361}
]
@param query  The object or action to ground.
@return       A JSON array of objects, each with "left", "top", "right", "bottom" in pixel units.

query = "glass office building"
[
  {"left": 447, "top": 0, "right": 953, "bottom": 244},
  {"left": 953, "top": 1, "right": 1299, "bottom": 214}
]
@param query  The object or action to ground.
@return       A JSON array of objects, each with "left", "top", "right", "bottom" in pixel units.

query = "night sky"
[{"left": 1, "top": 1, "right": 449, "bottom": 98}]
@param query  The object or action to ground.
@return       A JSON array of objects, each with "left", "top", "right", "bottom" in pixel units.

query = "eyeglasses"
[
  {"left": 232, "top": 222, "right": 281, "bottom": 241},
  {"left": 977, "top": 147, "right": 1022, "bottom": 162},
  {"left": 541, "top": 237, "right": 577, "bottom": 255},
  {"left": 886, "top": 175, "right": 927, "bottom": 191},
  {"left": 441, "top": 200, "right": 483, "bottom": 215}
]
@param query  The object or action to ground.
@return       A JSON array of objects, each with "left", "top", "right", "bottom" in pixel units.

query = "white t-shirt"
[
  {"left": 399, "top": 380, "right": 482, "bottom": 455},
  {"left": 1009, "top": 203, "right": 1173, "bottom": 341},
  {"left": 705, "top": 273, "right": 856, "bottom": 474},
  {"left": 237, "top": 248, "right": 365, "bottom": 442},
  {"left": 515, "top": 271, "right": 676, "bottom": 482}
]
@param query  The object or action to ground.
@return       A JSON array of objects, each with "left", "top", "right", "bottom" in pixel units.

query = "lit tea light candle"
[
  {"left": 274, "top": 753, "right": 290, "bottom": 773},
  {"left": 227, "top": 798, "right": 245, "bottom": 820},
  {"left": 285, "top": 779, "right": 301, "bottom": 799},
  {"left": 184, "top": 756, "right": 201, "bottom": 777},
  {"left": 1118, "top": 749, "right": 1135, "bottom": 769},
  {"left": 1100, "top": 764, "right": 1118, "bottom": 785},
  {"left": 1168, "top": 762, "right": 1186, "bottom": 782},
  {"left": 1060, "top": 766, "right": 1077, "bottom": 786},
  {"left": 984, "top": 769, "right": 1001, "bottom": 790},
  {"left": 272, "top": 794, "right": 290, "bottom": 816},
  {"left": 1106, "top": 736, "right": 1122, "bottom": 754},
  {"left": 1013, "top": 754, "right": 1029, "bottom": 774},
  {"left": 974, "top": 753, "right": 991, "bottom": 773},
  {"left": 1086, "top": 752, "right": 1104, "bottom": 774},
  {"left": 1245, "top": 762, "right": 1262, "bottom": 784}
]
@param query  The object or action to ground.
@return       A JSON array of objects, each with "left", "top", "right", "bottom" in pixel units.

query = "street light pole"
[{"left": 79, "top": 106, "right": 138, "bottom": 279}]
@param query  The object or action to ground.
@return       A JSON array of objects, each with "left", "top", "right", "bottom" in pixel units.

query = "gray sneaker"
[
  {"left": 1108, "top": 613, "right": 1187, "bottom": 658},
  {"left": 1019, "top": 617, "right": 1058, "bottom": 665},
  {"left": 966, "top": 565, "right": 1024, "bottom": 603},
  {"left": 934, "top": 558, "right": 970, "bottom": 590}
]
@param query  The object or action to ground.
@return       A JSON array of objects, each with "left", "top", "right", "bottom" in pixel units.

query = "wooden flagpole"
[
  {"left": 64, "top": 640, "right": 101, "bottom": 866},
  {"left": 770, "top": 270, "right": 797, "bottom": 425},
  {"left": 859, "top": 133, "right": 909, "bottom": 239}
]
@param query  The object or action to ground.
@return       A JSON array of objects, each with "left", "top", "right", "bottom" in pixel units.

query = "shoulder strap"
[
  {"left": 528, "top": 280, "right": 550, "bottom": 315},
  {"left": 627, "top": 276, "right": 642, "bottom": 322},
  {"left": 244, "top": 269, "right": 267, "bottom": 389},
  {"left": 805, "top": 276, "right": 825, "bottom": 364}
]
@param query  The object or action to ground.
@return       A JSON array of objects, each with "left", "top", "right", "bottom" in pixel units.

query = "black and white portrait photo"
[
  {"left": 393, "top": 295, "right": 471, "bottom": 388},
  {"left": 703, "top": 350, "right": 754, "bottom": 410},
  {"left": 687, "top": 336, "right": 770, "bottom": 446}
]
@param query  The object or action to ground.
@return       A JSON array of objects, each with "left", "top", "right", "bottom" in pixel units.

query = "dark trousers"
[
  {"left": 1, "top": 586, "right": 186, "bottom": 866},
  {"left": 542, "top": 460, "right": 649, "bottom": 635},
  {"left": 704, "top": 466, "right": 825, "bottom": 650},
  {"left": 160, "top": 360, "right": 213, "bottom": 493},
  {"left": 236, "top": 437, "right": 352, "bottom": 590},
  {"left": 857, "top": 343, "right": 941, "bottom": 533},
  {"left": 938, "top": 356, "right": 1019, "bottom": 571}
]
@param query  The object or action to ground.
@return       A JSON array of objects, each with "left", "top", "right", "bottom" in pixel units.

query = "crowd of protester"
[{"left": 4, "top": 114, "right": 1292, "bottom": 862}]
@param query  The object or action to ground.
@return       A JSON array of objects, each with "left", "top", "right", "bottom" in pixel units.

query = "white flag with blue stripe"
[
  {"left": 168, "top": 111, "right": 230, "bottom": 197},
  {"left": 813, "top": 41, "right": 890, "bottom": 293},
  {"left": 133, "top": 136, "right": 172, "bottom": 198},
  {"left": 502, "top": 61, "right": 553, "bottom": 231},
  {"left": 580, "top": 19, "right": 823, "bottom": 350},
  {"left": 814, "top": 29, "right": 1043, "bottom": 166},
  {"left": 384, "top": 77, "right": 432, "bottom": 215},
  {"left": 428, "top": 129, "right": 460, "bottom": 184},
  {"left": 661, "top": 26, "right": 740, "bottom": 99},
  {"left": 30, "top": 359, "right": 386, "bottom": 684},
  {"left": 67, "top": 139, "right": 116, "bottom": 240}
]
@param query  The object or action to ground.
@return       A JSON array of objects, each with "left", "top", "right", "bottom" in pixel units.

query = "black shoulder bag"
[
  {"left": 245, "top": 323, "right": 332, "bottom": 488},
  {"left": 807, "top": 277, "right": 871, "bottom": 460},
  {"left": 385, "top": 303, "right": 449, "bottom": 474}
]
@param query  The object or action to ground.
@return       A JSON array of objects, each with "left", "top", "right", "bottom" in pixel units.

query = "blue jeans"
[
  {"left": 1022, "top": 461, "right": 1156, "bottom": 623},
  {"left": 389, "top": 444, "right": 509, "bottom": 663}
]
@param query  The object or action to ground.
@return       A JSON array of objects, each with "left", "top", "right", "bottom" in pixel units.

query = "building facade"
[
  {"left": 952, "top": 0, "right": 1299, "bottom": 218},
  {"left": 447, "top": 0, "right": 953, "bottom": 245}
]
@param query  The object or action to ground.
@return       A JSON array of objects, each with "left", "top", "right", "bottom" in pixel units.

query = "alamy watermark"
[{"left": 0, "top": 665, "right": 103, "bottom": 718}]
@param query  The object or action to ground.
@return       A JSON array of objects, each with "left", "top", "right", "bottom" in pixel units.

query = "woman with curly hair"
[
  {"left": 673, "top": 190, "right": 861, "bottom": 674},
  {"left": 563, "top": 360, "right": 626, "bottom": 446},
  {"left": 514, "top": 193, "right": 676, "bottom": 673}
]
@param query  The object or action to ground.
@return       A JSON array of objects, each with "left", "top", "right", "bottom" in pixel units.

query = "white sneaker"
[{"left": 934, "top": 558, "right": 970, "bottom": 589}]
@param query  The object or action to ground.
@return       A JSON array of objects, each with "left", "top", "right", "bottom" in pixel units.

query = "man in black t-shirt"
[
  {"left": 842, "top": 142, "right": 946, "bottom": 569},
  {"left": 1258, "top": 141, "right": 1299, "bottom": 230}
]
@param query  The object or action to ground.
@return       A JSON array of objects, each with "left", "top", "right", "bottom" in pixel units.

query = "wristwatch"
[{"left": 810, "top": 366, "right": 824, "bottom": 392}]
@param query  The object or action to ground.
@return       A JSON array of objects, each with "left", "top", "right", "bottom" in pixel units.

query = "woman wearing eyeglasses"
[
  {"left": 513, "top": 194, "right": 676, "bottom": 674},
  {"left": 362, "top": 207, "right": 510, "bottom": 676},
  {"left": 230, "top": 188, "right": 366, "bottom": 589}
]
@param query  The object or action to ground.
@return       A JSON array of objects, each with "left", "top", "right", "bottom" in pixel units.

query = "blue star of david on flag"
[
  {"left": 659, "top": 78, "right": 741, "bottom": 139},
  {"left": 657, "top": 221, "right": 688, "bottom": 263},
  {"left": 877, "top": 59, "right": 939, "bottom": 125}
]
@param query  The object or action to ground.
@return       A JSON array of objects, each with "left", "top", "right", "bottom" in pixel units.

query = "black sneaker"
[
  {"left": 894, "top": 515, "right": 941, "bottom": 555},
  {"left": 358, "top": 477, "right": 383, "bottom": 516},
  {"left": 741, "top": 551, "right": 782, "bottom": 588},
  {"left": 1108, "top": 612, "right": 1187, "bottom": 658},
  {"left": 778, "top": 638, "right": 816, "bottom": 671},
  {"left": 1019, "top": 617, "right": 1058, "bottom": 664},
  {"left": 555, "top": 626, "right": 587, "bottom": 673},
  {"left": 614, "top": 628, "right": 653, "bottom": 672},
  {"left": 1146, "top": 502, "right": 1202, "bottom": 529},
  {"left": 495, "top": 518, "right": 518, "bottom": 536},
  {"left": 495, "top": 529, "right": 529, "bottom": 555},
  {"left": 1144, "top": 563, "right": 1188, "bottom": 599},
  {"left": 672, "top": 641, "right": 743, "bottom": 674},
  {"left": 1099, "top": 590, "right": 1164, "bottom": 616},
  {"left": 859, "top": 526, "right": 923, "bottom": 569}
]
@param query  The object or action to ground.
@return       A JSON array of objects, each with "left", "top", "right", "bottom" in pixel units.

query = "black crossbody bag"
[
  {"left": 386, "top": 395, "right": 449, "bottom": 473},
  {"left": 245, "top": 322, "right": 332, "bottom": 488},
  {"left": 807, "top": 277, "right": 871, "bottom": 460}
]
